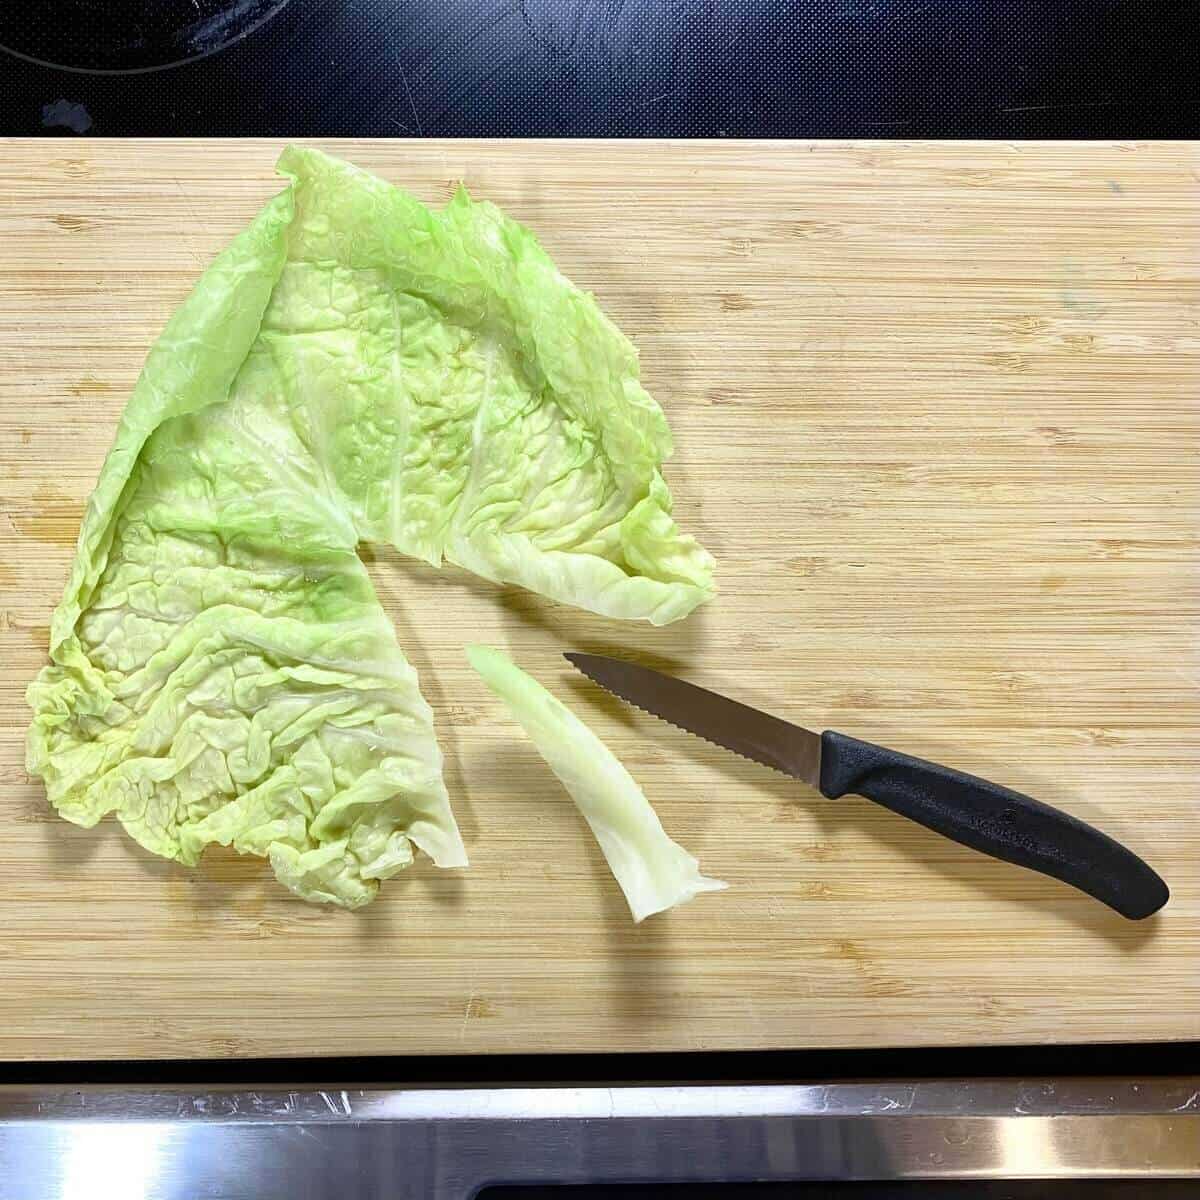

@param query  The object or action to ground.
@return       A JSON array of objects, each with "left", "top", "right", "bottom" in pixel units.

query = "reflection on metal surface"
[
  {"left": 60, "top": 1123, "right": 172, "bottom": 1200},
  {"left": 1001, "top": 1116, "right": 1055, "bottom": 1177},
  {"left": 1, "top": 1079, "right": 1197, "bottom": 1199}
]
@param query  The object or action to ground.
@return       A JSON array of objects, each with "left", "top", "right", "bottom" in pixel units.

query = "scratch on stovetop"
[
  {"left": 398, "top": 64, "right": 424, "bottom": 137},
  {"left": 620, "top": 89, "right": 685, "bottom": 117},
  {"left": 1001, "top": 99, "right": 1126, "bottom": 114}
]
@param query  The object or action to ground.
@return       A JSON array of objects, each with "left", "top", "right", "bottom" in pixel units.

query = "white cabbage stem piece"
[{"left": 468, "top": 646, "right": 726, "bottom": 922}]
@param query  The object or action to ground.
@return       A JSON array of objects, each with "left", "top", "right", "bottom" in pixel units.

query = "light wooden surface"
[{"left": 1, "top": 140, "right": 1197, "bottom": 1062}]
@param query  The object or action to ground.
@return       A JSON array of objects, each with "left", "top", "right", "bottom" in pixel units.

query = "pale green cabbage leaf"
[
  {"left": 27, "top": 148, "right": 714, "bottom": 907},
  {"left": 467, "top": 646, "right": 725, "bottom": 921}
]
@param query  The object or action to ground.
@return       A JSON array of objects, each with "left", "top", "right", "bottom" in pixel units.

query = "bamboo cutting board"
[{"left": 1, "top": 140, "right": 1197, "bottom": 1062}]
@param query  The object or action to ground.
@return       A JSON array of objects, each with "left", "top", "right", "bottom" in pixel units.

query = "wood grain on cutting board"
[{"left": 0, "top": 141, "right": 1197, "bottom": 1062}]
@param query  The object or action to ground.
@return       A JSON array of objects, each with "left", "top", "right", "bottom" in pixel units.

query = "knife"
[{"left": 565, "top": 653, "right": 1168, "bottom": 920}]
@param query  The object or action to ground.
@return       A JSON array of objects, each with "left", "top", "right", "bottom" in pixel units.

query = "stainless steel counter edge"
[{"left": 2, "top": 1078, "right": 1198, "bottom": 1199}]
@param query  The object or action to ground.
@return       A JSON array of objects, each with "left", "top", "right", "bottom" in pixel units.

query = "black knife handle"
[{"left": 819, "top": 730, "right": 1168, "bottom": 920}]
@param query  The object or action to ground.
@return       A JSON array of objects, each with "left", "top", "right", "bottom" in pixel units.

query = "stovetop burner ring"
[{"left": 0, "top": 0, "right": 292, "bottom": 75}]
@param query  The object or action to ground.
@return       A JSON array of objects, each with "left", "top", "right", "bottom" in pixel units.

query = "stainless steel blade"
[{"left": 565, "top": 653, "right": 821, "bottom": 786}]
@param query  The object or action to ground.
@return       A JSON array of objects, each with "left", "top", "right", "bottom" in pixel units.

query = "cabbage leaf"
[
  {"left": 27, "top": 148, "right": 714, "bottom": 907},
  {"left": 467, "top": 646, "right": 725, "bottom": 921}
]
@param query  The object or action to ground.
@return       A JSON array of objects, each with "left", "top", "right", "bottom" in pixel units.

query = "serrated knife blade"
[
  {"left": 563, "top": 652, "right": 1169, "bottom": 920},
  {"left": 564, "top": 652, "right": 822, "bottom": 785}
]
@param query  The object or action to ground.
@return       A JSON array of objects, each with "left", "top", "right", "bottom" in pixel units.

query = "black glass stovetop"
[{"left": 1, "top": 0, "right": 1197, "bottom": 138}]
